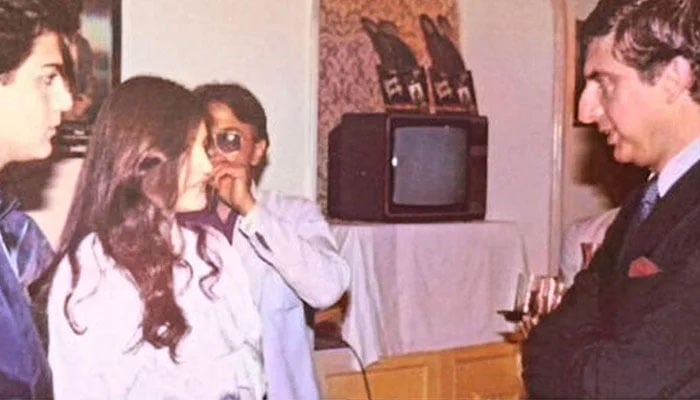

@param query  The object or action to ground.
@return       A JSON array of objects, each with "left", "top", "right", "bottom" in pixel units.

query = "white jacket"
[{"left": 207, "top": 190, "right": 351, "bottom": 400}]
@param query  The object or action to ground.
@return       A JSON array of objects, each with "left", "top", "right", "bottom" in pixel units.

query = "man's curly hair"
[
  {"left": 583, "top": 0, "right": 700, "bottom": 103},
  {"left": 0, "top": 0, "right": 73, "bottom": 81}
]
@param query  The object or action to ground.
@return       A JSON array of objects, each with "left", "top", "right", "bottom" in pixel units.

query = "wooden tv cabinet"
[{"left": 317, "top": 341, "right": 523, "bottom": 400}]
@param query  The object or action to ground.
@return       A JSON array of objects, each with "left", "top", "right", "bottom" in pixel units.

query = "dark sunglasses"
[{"left": 208, "top": 130, "right": 242, "bottom": 155}]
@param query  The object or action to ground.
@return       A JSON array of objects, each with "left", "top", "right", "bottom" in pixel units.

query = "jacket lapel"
[{"left": 620, "top": 158, "right": 700, "bottom": 271}]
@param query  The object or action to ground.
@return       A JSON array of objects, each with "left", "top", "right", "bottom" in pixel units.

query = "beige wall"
[
  {"left": 121, "top": 0, "right": 318, "bottom": 199},
  {"left": 29, "top": 0, "right": 320, "bottom": 246},
  {"left": 459, "top": 0, "right": 556, "bottom": 274},
  {"left": 29, "top": 1, "right": 568, "bottom": 277}
]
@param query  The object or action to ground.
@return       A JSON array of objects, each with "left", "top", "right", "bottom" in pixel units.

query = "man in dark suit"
[{"left": 523, "top": 0, "right": 700, "bottom": 398}]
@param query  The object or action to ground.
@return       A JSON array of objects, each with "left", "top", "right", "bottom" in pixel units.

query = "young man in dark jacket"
[{"left": 0, "top": 0, "right": 73, "bottom": 397}]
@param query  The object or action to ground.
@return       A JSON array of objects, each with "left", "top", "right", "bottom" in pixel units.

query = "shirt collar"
[
  {"left": 0, "top": 189, "right": 20, "bottom": 221},
  {"left": 175, "top": 198, "right": 238, "bottom": 243},
  {"left": 174, "top": 183, "right": 258, "bottom": 242},
  {"left": 657, "top": 134, "right": 700, "bottom": 197}
]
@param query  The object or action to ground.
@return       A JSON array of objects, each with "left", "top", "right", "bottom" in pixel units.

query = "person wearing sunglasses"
[{"left": 182, "top": 83, "right": 350, "bottom": 400}]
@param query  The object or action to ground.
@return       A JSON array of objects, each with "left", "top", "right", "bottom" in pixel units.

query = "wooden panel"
[
  {"left": 324, "top": 351, "right": 441, "bottom": 400},
  {"left": 447, "top": 342, "right": 523, "bottom": 399},
  {"left": 320, "top": 342, "right": 523, "bottom": 400}
]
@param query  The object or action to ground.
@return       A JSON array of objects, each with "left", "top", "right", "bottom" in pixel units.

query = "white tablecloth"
[{"left": 331, "top": 220, "right": 528, "bottom": 367}]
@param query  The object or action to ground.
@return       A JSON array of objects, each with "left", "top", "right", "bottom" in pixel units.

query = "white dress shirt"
[
  {"left": 657, "top": 134, "right": 700, "bottom": 197},
  {"left": 48, "top": 229, "right": 265, "bottom": 400}
]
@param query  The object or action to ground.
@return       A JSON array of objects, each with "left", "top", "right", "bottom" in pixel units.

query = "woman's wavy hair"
[
  {"left": 582, "top": 0, "right": 700, "bottom": 103},
  {"left": 54, "top": 76, "right": 206, "bottom": 359}
]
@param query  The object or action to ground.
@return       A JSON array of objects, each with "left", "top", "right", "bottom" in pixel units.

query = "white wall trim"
[
  {"left": 548, "top": 0, "right": 569, "bottom": 274},
  {"left": 307, "top": 0, "right": 320, "bottom": 198}
]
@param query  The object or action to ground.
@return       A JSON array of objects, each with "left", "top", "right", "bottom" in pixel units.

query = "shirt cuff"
[{"left": 239, "top": 204, "right": 260, "bottom": 234}]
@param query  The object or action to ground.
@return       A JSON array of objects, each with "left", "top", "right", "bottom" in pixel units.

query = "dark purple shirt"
[{"left": 176, "top": 201, "right": 238, "bottom": 243}]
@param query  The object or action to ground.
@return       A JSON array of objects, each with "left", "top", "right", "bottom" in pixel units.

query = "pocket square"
[{"left": 628, "top": 256, "right": 662, "bottom": 278}]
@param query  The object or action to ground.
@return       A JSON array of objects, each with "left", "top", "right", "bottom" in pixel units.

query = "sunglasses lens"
[{"left": 215, "top": 131, "right": 241, "bottom": 154}]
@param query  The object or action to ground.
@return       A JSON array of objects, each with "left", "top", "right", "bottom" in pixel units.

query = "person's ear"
[
  {"left": 250, "top": 140, "right": 268, "bottom": 167},
  {"left": 660, "top": 56, "right": 695, "bottom": 103}
]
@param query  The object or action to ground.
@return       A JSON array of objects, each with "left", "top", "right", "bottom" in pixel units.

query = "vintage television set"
[{"left": 328, "top": 113, "right": 487, "bottom": 222}]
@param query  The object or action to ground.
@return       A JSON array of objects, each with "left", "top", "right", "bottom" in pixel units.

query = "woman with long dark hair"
[{"left": 46, "top": 76, "right": 264, "bottom": 400}]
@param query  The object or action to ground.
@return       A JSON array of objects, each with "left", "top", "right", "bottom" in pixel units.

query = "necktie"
[
  {"left": 621, "top": 178, "right": 660, "bottom": 276},
  {"left": 638, "top": 178, "right": 659, "bottom": 222},
  {"left": 630, "top": 177, "right": 659, "bottom": 232}
]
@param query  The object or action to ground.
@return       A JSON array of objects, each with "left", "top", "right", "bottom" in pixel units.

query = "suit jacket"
[{"left": 524, "top": 158, "right": 700, "bottom": 399}]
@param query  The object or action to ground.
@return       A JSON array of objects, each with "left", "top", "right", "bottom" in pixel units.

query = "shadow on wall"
[{"left": 0, "top": 158, "right": 56, "bottom": 211}]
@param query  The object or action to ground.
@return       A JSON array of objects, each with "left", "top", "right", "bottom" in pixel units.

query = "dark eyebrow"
[
  {"left": 41, "top": 63, "right": 66, "bottom": 78},
  {"left": 40, "top": 62, "right": 63, "bottom": 70},
  {"left": 213, "top": 126, "right": 242, "bottom": 133}
]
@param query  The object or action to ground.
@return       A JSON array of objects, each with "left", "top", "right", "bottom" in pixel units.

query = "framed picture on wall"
[{"left": 54, "top": 0, "right": 121, "bottom": 157}]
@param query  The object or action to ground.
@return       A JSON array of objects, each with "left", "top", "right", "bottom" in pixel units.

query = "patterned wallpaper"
[{"left": 317, "top": 0, "right": 459, "bottom": 208}]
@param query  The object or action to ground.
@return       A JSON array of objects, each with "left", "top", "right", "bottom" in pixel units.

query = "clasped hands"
[{"left": 209, "top": 158, "right": 256, "bottom": 215}]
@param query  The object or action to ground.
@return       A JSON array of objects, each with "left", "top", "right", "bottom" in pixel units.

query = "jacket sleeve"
[
  {"left": 522, "top": 233, "right": 613, "bottom": 398},
  {"left": 13, "top": 215, "right": 54, "bottom": 289},
  {"left": 524, "top": 246, "right": 700, "bottom": 398},
  {"left": 238, "top": 194, "right": 350, "bottom": 309},
  {"left": 567, "top": 264, "right": 700, "bottom": 398},
  {"left": 0, "top": 371, "right": 31, "bottom": 399},
  {"left": 522, "top": 264, "right": 602, "bottom": 398}
]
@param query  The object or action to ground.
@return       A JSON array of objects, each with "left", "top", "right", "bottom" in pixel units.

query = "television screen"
[
  {"left": 392, "top": 126, "right": 467, "bottom": 206},
  {"left": 327, "top": 113, "right": 487, "bottom": 222}
]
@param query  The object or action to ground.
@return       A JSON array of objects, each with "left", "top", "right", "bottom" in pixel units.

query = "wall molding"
[{"left": 548, "top": 0, "right": 569, "bottom": 273}]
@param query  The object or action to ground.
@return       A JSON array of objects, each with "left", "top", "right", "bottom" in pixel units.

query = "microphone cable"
[{"left": 337, "top": 338, "right": 373, "bottom": 400}]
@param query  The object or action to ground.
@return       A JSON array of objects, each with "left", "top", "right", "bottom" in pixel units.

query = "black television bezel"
[
  {"left": 384, "top": 114, "right": 475, "bottom": 220},
  {"left": 327, "top": 112, "right": 486, "bottom": 223}
]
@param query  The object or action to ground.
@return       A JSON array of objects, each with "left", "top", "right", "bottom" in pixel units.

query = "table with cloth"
[{"left": 329, "top": 220, "right": 529, "bottom": 367}]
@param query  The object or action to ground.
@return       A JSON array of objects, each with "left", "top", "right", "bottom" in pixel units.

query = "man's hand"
[
  {"left": 518, "top": 314, "right": 540, "bottom": 339},
  {"left": 211, "top": 159, "right": 256, "bottom": 215}
]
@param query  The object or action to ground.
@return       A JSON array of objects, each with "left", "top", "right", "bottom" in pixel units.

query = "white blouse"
[{"left": 48, "top": 228, "right": 264, "bottom": 400}]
